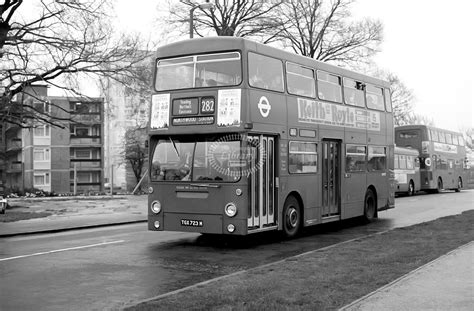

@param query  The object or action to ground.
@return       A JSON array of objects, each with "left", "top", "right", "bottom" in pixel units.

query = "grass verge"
[
  {"left": 127, "top": 210, "right": 474, "bottom": 311},
  {"left": 0, "top": 211, "right": 52, "bottom": 222}
]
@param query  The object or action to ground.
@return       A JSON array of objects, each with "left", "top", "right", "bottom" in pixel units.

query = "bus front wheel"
[
  {"left": 282, "top": 196, "right": 301, "bottom": 238},
  {"left": 363, "top": 189, "right": 377, "bottom": 223}
]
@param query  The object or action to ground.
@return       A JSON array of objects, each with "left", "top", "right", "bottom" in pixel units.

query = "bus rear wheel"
[
  {"left": 455, "top": 177, "right": 462, "bottom": 192},
  {"left": 408, "top": 180, "right": 415, "bottom": 196},
  {"left": 363, "top": 189, "right": 376, "bottom": 223},
  {"left": 436, "top": 178, "right": 443, "bottom": 193},
  {"left": 282, "top": 196, "right": 301, "bottom": 238}
]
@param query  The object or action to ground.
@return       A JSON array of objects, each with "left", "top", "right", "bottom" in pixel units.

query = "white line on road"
[{"left": 0, "top": 240, "right": 125, "bottom": 262}]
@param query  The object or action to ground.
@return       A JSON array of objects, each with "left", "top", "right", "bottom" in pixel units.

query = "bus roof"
[
  {"left": 154, "top": 37, "right": 390, "bottom": 88},
  {"left": 395, "top": 125, "right": 462, "bottom": 136}
]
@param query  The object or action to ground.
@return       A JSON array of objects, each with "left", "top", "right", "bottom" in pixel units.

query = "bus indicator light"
[
  {"left": 235, "top": 188, "right": 242, "bottom": 196},
  {"left": 227, "top": 224, "right": 236, "bottom": 233},
  {"left": 154, "top": 221, "right": 160, "bottom": 229}
]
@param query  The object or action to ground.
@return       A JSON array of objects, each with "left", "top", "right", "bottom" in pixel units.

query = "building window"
[
  {"left": 33, "top": 102, "right": 50, "bottom": 113},
  {"left": 33, "top": 124, "right": 50, "bottom": 137},
  {"left": 70, "top": 102, "right": 100, "bottom": 114},
  {"left": 34, "top": 148, "right": 50, "bottom": 161},
  {"left": 34, "top": 173, "right": 50, "bottom": 186},
  {"left": 289, "top": 141, "right": 317, "bottom": 173}
]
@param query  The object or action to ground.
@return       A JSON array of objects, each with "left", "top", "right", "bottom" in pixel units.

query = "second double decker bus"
[
  {"left": 395, "top": 125, "right": 466, "bottom": 193},
  {"left": 394, "top": 146, "right": 420, "bottom": 196},
  {"left": 148, "top": 37, "right": 395, "bottom": 237}
]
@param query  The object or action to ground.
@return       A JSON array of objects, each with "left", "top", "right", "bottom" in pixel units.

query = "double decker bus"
[
  {"left": 148, "top": 37, "right": 395, "bottom": 237},
  {"left": 395, "top": 125, "right": 466, "bottom": 193},
  {"left": 394, "top": 146, "right": 420, "bottom": 196}
]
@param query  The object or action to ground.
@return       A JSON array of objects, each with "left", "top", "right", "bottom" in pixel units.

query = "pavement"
[{"left": 1, "top": 194, "right": 472, "bottom": 310}]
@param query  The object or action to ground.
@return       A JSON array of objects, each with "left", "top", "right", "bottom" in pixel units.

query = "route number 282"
[{"left": 200, "top": 97, "right": 215, "bottom": 114}]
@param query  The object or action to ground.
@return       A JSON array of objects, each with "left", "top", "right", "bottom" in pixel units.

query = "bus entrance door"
[
  {"left": 248, "top": 135, "right": 277, "bottom": 232},
  {"left": 322, "top": 140, "right": 341, "bottom": 218}
]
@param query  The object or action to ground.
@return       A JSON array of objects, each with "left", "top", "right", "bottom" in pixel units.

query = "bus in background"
[
  {"left": 395, "top": 125, "right": 466, "bottom": 193},
  {"left": 394, "top": 146, "right": 420, "bottom": 196},
  {"left": 148, "top": 37, "right": 395, "bottom": 238}
]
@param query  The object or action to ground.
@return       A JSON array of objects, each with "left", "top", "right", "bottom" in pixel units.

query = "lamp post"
[{"left": 189, "top": 1, "right": 215, "bottom": 38}]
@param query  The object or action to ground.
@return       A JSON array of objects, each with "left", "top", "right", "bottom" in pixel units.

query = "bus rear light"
[
  {"left": 227, "top": 224, "right": 236, "bottom": 233},
  {"left": 224, "top": 202, "right": 237, "bottom": 217},
  {"left": 154, "top": 221, "right": 160, "bottom": 229},
  {"left": 151, "top": 200, "right": 162, "bottom": 214}
]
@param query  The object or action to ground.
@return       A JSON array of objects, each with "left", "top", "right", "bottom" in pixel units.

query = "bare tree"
[
  {"left": 122, "top": 126, "right": 148, "bottom": 186},
  {"left": 167, "top": 0, "right": 284, "bottom": 38},
  {"left": 0, "top": 0, "right": 151, "bottom": 128},
  {"left": 386, "top": 74, "right": 416, "bottom": 126},
  {"left": 404, "top": 113, "right": 435, "bottom": 127},
  {"left": 459, "top": 127, "right": 474, "bottom": 150},
  {"left": 264, "top": 0, "right": 382, "bottom": 66}
]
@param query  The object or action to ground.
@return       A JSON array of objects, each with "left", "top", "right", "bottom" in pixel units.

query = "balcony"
[
  {"left": 70, "top": 137, "right": 102, "bottom": 146},
  {"left": 6, "top": 162, "right": 22, "bottom": 173},
  {"left": 6, "top": 139, "right": 22, "bottom": 153},
  {"left": 70, "top": 114, "right": 102, "bottom": 124},
  {"left": 70, "top": 160, "right": 102, "bottom": 170}
]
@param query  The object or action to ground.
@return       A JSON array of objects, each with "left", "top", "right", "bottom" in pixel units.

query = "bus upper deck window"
[
  {"left": 343, "top": 78, "right": 364, "bottom": 107},
  {"left": 317, "top": 70, "right": 342, "bottom": 103},
  {"left": 366, "top": 84, "right": 384, "bottom": 111},
  {"left": 248, "top": 52, "right": 284, "bottom": 92}
]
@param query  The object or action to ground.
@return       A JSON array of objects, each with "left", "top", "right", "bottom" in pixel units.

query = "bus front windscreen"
[
  {"left": 150, "top": 135, "right": 253, "bottom": 182},
  {"left": 155, "top": 52, "right": 241, "bottom": 91}
]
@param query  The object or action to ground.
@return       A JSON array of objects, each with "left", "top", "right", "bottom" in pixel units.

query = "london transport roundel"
[{"left": 257, "top": 96, "right": 271, "bottom": 118}]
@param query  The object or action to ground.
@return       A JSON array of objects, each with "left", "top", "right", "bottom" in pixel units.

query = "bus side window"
[{"left": 346, "top": 145, "right": 366, "bottom": 172}]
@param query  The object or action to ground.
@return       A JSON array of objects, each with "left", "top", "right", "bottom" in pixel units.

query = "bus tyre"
[
  {"left": 455, "top": 178, "right": 462, "bottom": 192},
  {"left": 408, "top": 180, "right": 415, "bottom": 196},
  {"left": 282, "top": 196, "right": 301, "bottom": 238},
  {"left": 363, "top": 189, "right": 376, "bottom": 223},
  {"left": 436, "top": 178, "right": 443, "bottom": 193}
]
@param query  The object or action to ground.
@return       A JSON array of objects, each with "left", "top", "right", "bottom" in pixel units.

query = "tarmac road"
[{"left": 0, "top": 190, "right": 472, "bottom": 310}]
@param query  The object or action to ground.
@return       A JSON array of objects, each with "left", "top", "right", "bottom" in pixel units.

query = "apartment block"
[{"left": 2, "top": 85, "right": 104, "bottom": 194}]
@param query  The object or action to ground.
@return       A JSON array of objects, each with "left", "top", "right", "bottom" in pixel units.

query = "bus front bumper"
[{"left": 148, "top": 213, "right": 248, "bottom": 235}]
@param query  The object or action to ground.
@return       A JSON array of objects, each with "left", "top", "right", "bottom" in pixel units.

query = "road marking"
[{"left": 0, "top": 240, "right": 125, "bottom": 262}]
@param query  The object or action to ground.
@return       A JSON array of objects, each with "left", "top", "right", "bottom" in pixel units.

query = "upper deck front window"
[{"left": 155, "top": 52, "right": 241, "bottom": 91}]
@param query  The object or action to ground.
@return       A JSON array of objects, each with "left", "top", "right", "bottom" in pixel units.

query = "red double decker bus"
[
  {"left": 147, "top": 37, "right": 395, "bottom": 237},
  {"left": 395, "top": 125, "right": 466, "bottom": 193}
]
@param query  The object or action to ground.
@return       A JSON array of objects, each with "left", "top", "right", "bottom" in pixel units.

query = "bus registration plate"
[{"left": 181, "top": 219, "right": 203, "bottom": 227}]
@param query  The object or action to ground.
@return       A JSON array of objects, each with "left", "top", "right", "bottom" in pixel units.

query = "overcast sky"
[{"left": 116, "top": 0, "right": 473, "bottom": 132}]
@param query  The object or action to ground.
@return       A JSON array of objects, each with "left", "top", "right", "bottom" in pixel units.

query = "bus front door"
[
  {"left": 248, "top": 135, "right": 277, "bottom": 232},
  {"left": 322, "top": 140, "right": 341, "bottom": 218}
]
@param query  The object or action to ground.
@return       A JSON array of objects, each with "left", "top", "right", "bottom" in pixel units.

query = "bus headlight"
[
  {"left": 151, "top": 200, "right": 162, "bottom": 214},
  {"left": 224, "top": 202, "right": 237, "bottom": 217}
]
